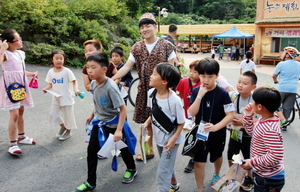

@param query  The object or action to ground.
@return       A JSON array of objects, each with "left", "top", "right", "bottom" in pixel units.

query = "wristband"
[{"left": 197, "top": 95, "right": 202, "bottom": 100}]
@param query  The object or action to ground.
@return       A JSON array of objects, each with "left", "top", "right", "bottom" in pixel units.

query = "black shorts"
[
  {"left": 194, "top": 131, "right": 226, "bottom": 163},
  {"left": 227, "top": 134, "right": 251, "bottom": 161}
]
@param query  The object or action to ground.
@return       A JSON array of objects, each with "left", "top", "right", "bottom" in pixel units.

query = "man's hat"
[{"left": 139, "top": 13, "right": 156, "bottom": 23}]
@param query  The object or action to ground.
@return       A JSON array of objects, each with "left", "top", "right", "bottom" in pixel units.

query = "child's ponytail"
[{"left": 246, "top": 51, "right": 253, "bottom": 63}]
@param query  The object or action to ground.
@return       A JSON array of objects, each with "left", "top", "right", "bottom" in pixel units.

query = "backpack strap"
[{"left": 150, "top": 89, "right": 177, "bottom": 134}]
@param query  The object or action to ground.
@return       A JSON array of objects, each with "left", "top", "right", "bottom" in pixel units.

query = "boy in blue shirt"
[{"left": 189, "top": 58, "right": 234, "bottom": 192}]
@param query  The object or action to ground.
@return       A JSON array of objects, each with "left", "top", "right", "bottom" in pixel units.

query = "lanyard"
[
  {"left": 236, "top": 94, "right": 251, "bottom": 114},
  {"left": 201, "top": 88, "right": 216, "bottom": 123}
]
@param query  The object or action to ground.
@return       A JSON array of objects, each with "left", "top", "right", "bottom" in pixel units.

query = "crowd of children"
[{"left": 0, "top": 13, "right": 289, "bottom": 192}]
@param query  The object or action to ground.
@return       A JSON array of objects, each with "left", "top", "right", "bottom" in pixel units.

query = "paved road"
[{"left": 0, "top": 54, "right": 299, "bottom": 192}]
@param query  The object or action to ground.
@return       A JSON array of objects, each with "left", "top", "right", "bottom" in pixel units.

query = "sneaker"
[
  {"left": 211, "top": 174, "right": 220, "bottom": 185},
  {"left": 75, "top": 182, "right": 95, "bottom": 192},
  {"left": 122, "top": 169, "right": 137, "bottom": 184},
  {"left": 59, "top": 133, "right": 72, "bottom": 141},
  {"left": 18, "top": 136, "right": 36, "bottom": 145},
  {"left": 169, "top": 183, "right": 181, "bottom": 192},
  {"left": 240, "top": 176, "right": 254, "bottom": 191},
  {"left": 8, "top": 145, "right": 22, "bottom": 156},
  {"left": 56, "top": 128, "right": 67, "bottom": 137},
  {"left": 184, "top": 159, "right": 194, "bottom": 173},
  {"left": 280, "top": 120, "right": 290, "bottom": 127},
  {"left": 97, "top": 154, "right": 108, "bottom": 159}
]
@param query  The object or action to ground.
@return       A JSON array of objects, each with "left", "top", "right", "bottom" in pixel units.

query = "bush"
[{"left": 26, "top": 42, "right": 85, "bottom": 68}]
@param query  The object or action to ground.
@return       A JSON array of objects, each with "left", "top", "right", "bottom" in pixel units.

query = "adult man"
[
  {"left": 112, "top": 13, "right": 176, "bottom": 160},
  {"left": 165, "top": 24, "right": 183, "bottom": 67},
  {"left": 273, "top": 46, "right": 300, "bottom": 130}
]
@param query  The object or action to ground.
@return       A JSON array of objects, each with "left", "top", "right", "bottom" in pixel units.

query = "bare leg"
[
  {"left": 9, "top": 109, "right": 20, "bottom": 142},
  {"left": 17, "top": 106, "right": 25, "bottom": 138},
  {"left": 213, "top": 156, "right": 223, "bottom": 174},
  {"left": 147, "top": 125, "right": 155, "bottom": 155},
  {"left": 194, "top": 161, "right": 205, "bottom": 191}
]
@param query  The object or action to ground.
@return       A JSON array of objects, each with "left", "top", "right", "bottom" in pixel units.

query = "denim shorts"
[{"left": 253, "top": 172, "right": 285, "bottom": 192}]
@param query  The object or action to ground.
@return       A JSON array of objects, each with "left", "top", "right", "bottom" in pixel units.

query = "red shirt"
[{"left": 176, "top": 78, "right": 201, "bottom": 118}]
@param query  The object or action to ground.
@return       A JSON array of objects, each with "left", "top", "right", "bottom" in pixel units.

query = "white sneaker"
[{"left": 8, "top": 145, "right": 22, "bottom": 156}]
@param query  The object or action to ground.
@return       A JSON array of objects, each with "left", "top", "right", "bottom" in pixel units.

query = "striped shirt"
[{"left": 243, "top": 114, "right": 284, "bottom": 177}]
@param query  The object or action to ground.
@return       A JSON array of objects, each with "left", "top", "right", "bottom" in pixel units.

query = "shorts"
[
  {"left": 194, "top": 131, "right": 226, "bottom": 163},
  {"left": 227, "top": 134, "right": 251, "bottom": 161}
]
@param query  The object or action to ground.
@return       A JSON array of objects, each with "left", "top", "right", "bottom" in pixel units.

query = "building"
[{"left": 255, "top": 0, "right": 300, "bottom": 64}]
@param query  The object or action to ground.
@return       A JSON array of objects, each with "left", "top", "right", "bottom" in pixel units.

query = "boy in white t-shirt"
[
  {"left": 43, "top": 49, "right": 81, "bottom": 141},
  {"left": 143, "top": 63, "right": 185, "bottom": 192}
]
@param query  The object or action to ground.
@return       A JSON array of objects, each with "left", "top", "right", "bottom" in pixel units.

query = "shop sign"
[
  {"left": 265, "top": 28, "right": 300, "bottom": 37},
  {"left": 264, "top": 0, "right": 300, "bottom": 13}
]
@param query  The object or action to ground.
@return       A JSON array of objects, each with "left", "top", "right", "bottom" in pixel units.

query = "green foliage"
[
  {"left": 0, "top": 0, "right": 256, "bottom": 67},
  {"left": 26, "top": 43, "right": 56, "bottom": 65}
]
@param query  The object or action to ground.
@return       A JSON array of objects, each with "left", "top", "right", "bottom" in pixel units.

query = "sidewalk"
[{"left": 179, "top": 52, "right": 276, "bottom": 76}]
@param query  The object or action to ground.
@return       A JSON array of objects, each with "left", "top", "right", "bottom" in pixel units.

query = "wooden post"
[{"left": 200, "top": 35, "right": 203, "bottom": 53}]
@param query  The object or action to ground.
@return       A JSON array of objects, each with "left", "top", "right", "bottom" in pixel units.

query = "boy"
[
  {"left": 75, "top": 52, "right": 136, "bottom": 192},
  {"left": 111, "top": 46, "right": 133, "bottom": 105},
  {"left": 241, "top": 87, "right": 285, "bottom": 191},
  {"left": 189, "top": 58, "right": 234, "bottom": 192},
  {"left": 111, "top": 47, "right": 133, "bottom": 89},
  {"left": 227, "top": 71, "right": 257, "bottom": 191},
  {"left": 111, "top": 13, "right": 176, "bottom": 161},
  {"left": 176, "top": 60, "right": 201, "bottom": 119},
  {"left": 82, "top": 39, "right": 118, "bottom": 91},
  {"left": 143, "top": 63, "right": 185, "bottom": 192}
]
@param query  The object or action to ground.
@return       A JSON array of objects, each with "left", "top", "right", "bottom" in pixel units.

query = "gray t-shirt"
[{"left": 91, "top": 78, "right": 125, "bottom": 128}]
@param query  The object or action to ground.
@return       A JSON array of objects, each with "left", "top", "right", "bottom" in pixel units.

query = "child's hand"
[
  {"left": 232, "top": 116, "right": 243, "bottom": 126},
  {"left": 86, "top": 115, "right": 93, "bottom": 124},
  {"left": 0, "top": 40, "right": 8, "bottom": 52},
  {"left": 42, "top": 88, "right": 48, "bottom": 93},
  {"left": 244, "top": 103, "right": 254, "bottom": 116},
  {"left": 240, "top": 159, "right": 252, "bottom": 170},
  {"left": 75, "top": 90, "right": 81, "bottom": 96},
  {"left": 163, "top": 137, "right": 176, "bottom": 152},
  {"left": 114, "top": 130, "right": 122, "bottom": 142},
  {"left": 203, "top": 123, "right": 217, "bottom": 132},
  {"left": 198, "top": 85, "right": 208, "bottom": 98}
]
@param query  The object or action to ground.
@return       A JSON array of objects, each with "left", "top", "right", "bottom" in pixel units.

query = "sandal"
[
  {"left": 135, "top": 154, "right": 155, "bottom": 161},
  {"left": 18, "top": 136, "right": 36, "bottom": 145},
  {"left": 8, "top": 145, "right": 22, "bottom": 156}
]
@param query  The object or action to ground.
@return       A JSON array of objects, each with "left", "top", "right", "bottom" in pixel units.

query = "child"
[
  {"left": 43, "top": 49, "right": 80, "bottom": 141},
  {"left": 111, "top": 46, "right": 133, "bottom": 104},
  {"left": 82, "top": 39, "right": 118, "bottom": 91},
  {"left": 142, "top": 63, "right": 185, "bottom": 192},
  {"left": 211, "top": 48, "right": 215, "bottom": 59},
  {"left": 188, "top": 58, "right": 234, "bottom": 192},
  {"left": 227, "top": 71, "right": 257, "bottom": 191},
  {"left": 75, "top": 52, "right": 136, "bottom": 192},
  {"left": 0, "top": 29, "right": 37, "bottom": 155},
  {"left": 239, "top": 51, "right": 256, "bottom": 74},
  {"left": 176, "top": 60, "right": 201, "bottom": 119},
  {"left": 241, "top": 87, "right": 285, "bottom": 191}
]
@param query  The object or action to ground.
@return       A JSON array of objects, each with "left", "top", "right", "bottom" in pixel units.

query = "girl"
[
  {"left": 143, "top": 63, "right": 185, "bottom": 192},
  {"left": 239, "top": 51, "right": 256, "bottom": 74},
  {"left": 0, "top": 29, "right": 37, "bottom": 156},
  {"left": 82, "top": 39, "right": 118, "bottom": 91},
  {"left": 43, "top": 49, "right": 80, "bottom": 141}
]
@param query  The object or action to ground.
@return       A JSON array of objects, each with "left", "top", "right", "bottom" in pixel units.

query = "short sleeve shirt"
[
  {"left": 274, "top": 59, "right": 300, "bottom": 93},
  {"left": 91, "top": 78, "right": 125, "bottom": 126},
  {"left": 45, "top": 67, "right": 76, "bottom": 106},
  {"left": 147, "top": 88, "right": 185, "bottom": 146}
]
